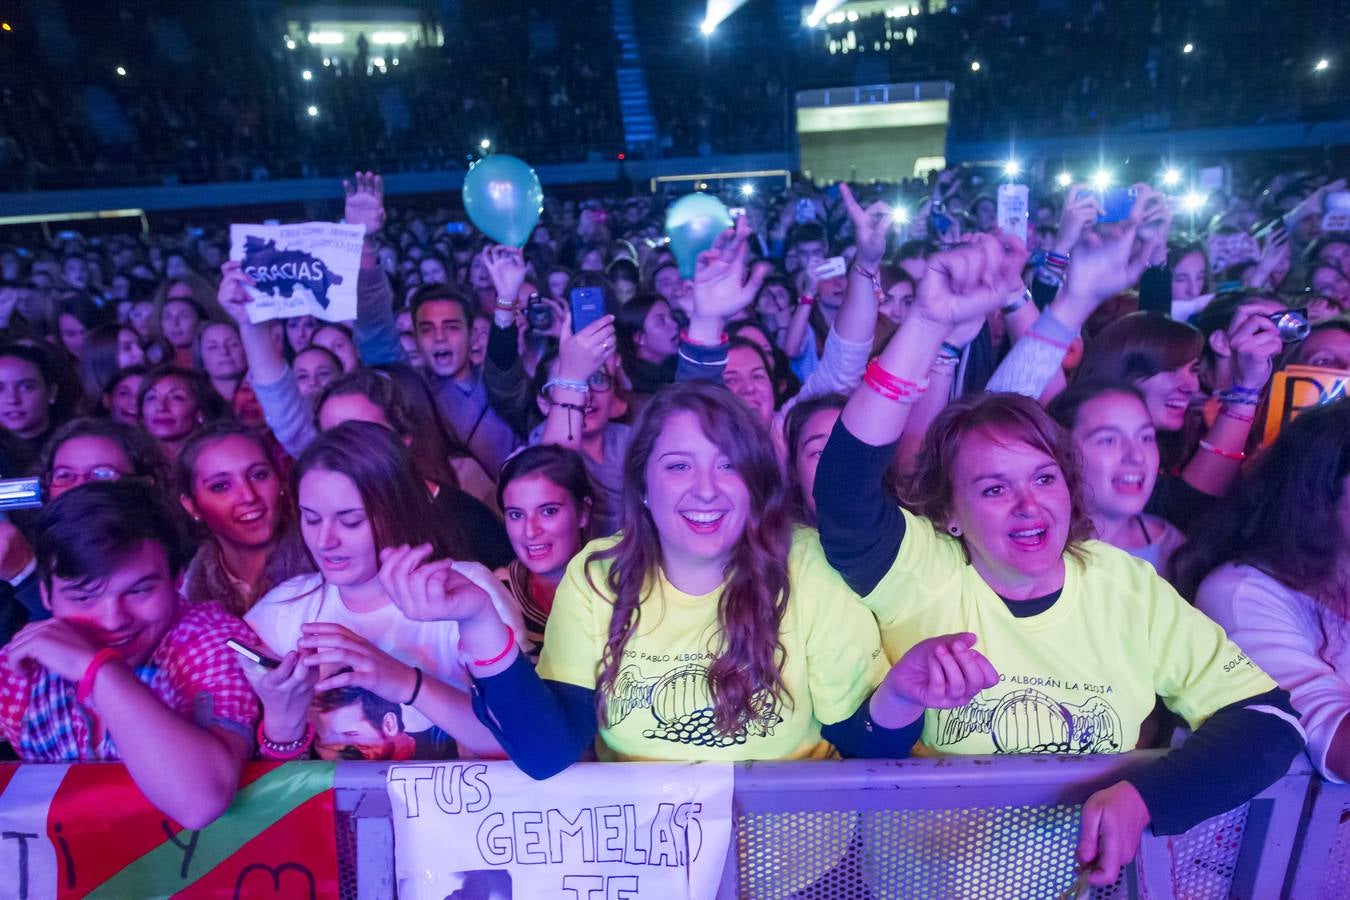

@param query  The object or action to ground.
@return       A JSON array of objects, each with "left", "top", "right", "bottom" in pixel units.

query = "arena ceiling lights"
[
  {"left": 701, "top": 0, "right": 750, "bottom": 34},
  {"left": 804, "top": 0, "right": 849, "bottom": 28}
]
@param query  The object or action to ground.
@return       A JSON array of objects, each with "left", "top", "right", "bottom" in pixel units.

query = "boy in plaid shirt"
[{"left": 0, "top": 481, "right": 260, "bottom": 829}]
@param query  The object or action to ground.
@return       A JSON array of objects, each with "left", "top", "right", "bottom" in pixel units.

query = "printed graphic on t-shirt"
[
  {"left": 935, "top": 687, "right": 1124, "bottom": 754},
  {"left": 607, "top": 662, "right": 783, "bottom": 748},
  {"left": 310, "top": 686, "right": 455, "bottom": 761}
]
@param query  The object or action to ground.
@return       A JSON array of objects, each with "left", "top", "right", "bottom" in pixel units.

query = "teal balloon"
[
  {"left": 665, "top": 193, "right": 733, "bottom": 278},
  {"left": 462, "top": 154, "right": 543, "bottom": 248}
]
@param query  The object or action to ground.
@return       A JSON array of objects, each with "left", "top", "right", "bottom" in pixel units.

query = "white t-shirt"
[
  {"left": 1196, "top": 562, "right": 1347, "bottom": 782},
  {"left": 246, "top": 573, "right": 524, "bottom": 739}
]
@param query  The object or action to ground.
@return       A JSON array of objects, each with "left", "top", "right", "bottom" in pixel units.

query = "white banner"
[
  {"left": 0, "top": 765, "right": 66, "bottom": 900},
  {"left": 387, "top": 761, "right": 733, "bottom": 900},
  {"left": 228, "top": 222, "right": 365, "bottom": 324}
]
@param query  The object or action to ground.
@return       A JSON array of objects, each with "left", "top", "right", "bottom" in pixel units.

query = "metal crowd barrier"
[{"left": 330, "top": 751, "right": 1340, "bottom": 899}]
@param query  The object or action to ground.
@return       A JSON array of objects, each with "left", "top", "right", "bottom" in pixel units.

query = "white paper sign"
[
  {"left": 997, "top": 184, "right": 1029, "bottom": 244},
  {"left": 387, "top": 761, "right": 733, "bottom": 900},
  {"left": 229, "top": 222, "right": 365, "bottom": 323}
]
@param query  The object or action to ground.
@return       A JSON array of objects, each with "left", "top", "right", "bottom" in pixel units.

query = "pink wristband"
[
  {"left": 467, "top": 625, "right": 516, "bottom": 667},
  {"left": 76, "top": 648, "right": 121, "bottom": 706}
]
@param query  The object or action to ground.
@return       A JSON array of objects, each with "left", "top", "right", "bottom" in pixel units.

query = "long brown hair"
[
  {"left": 591, "top": 382, "right": 792, "bottom": 735},
  {"left": 292, "top": 421, "right": 465, "bottom": 565},
  {"left": 176, "top": 420, "right": 308, "bottom": 612},
  {"left": 903, "top": 392, "right": 1095, "bottom": 560}
]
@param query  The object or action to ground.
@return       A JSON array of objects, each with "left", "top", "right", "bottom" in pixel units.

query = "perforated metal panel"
[
  {"left": 735, "top": 804, "right": 1127, "bottom": 899},
  {"left": 336, "top": 807, "right": 359, "bottom": 900},
  {"left": 1162, "top": 804, "right": 1247, "bottom": 898},
  {"left": 1318, "top": 797, "right": 1350, "bottom": 900}
]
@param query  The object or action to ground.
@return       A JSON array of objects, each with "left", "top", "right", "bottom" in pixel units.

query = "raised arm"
[
  {"left": 674, "top": 217, "right": 769, "bottom": 383},
  {"left": 541, "top": 310, "right": 616, "bottom": 454},
  {"left": 987, "top": 185, "right": 1166, "bottom": 399},
  {"left": 344, "top": 172, "right": 407, "bottom": 366},
  {"left": 1178, "top": 304, "right": 1281, "bottom": 496},
  {"left": 817, "top": 235, "right": 1027, "bottom": 595},
  {"left": 790, "top": 185, "right": 888, "bottom": 405},
  {"left": 218, "top": 261, "right": 318, "bottom": 456}
]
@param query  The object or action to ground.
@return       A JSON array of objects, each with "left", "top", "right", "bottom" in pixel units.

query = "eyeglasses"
[{"left": 50, "top": 465, "right": 125, "bottom": 488}]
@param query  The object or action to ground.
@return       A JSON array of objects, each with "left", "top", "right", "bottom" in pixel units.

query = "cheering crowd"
[{"left": 1, "top": 162, "right": 1348, "bottom": 886}]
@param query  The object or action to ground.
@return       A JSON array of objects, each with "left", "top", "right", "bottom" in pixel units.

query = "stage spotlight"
[
  {"left": 115, "top": 66, "right": 127, "bottom": 77},
  {"left": 892, "top": 208, "right": 910, "bottom": 225},
  {"left": 1161, "top": 168, "right": 1181, "bottom": 187},
  {"left": 1003, "top": 160, "right": 1021, "bottom": 177},
  {"left": 306, "top": 105, "right": 319, "bottom": 117},
  {"left": 970, "top": 61, "right": 981, "bottom": 72},
  {"left": 700, "top": 20, "right": 715, "bottom": 35},
  {"left": 1182, "top": 192, "right": 1207, "bottom": 213},
  {"left": 301, "top": 69, "right": 313, "bottom": 81},
  {"left": 1091, "top": 170, "right": 1112, "bottom": 191},
  {"left": 1056, "top": 172, "right": 1073, "bottom": 187},
  {"left": 480, "top": 138, "right": 492, "bottom": 150},
  {"left": 740, "top": 183, "right": 755, "bottom": 197},
  {"left": 806, "top": 1, "right": 847, "bottom": 29},
  {"left": 1315, "top": 58, "right": 1330, "bottom": 72},
  {"left": 1182, "top": 42, "right": 1194, "bottom": 54}
]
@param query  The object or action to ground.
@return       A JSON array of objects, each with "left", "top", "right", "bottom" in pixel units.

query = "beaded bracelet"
[{"left": 257, "top": 721, "right": 314, "bottom": 760}]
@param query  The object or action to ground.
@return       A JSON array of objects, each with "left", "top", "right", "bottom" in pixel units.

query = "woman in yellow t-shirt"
[
  {"left": 378, "top": 380, "right": 997, "bottom": 776},
  {"left": 814, "top": 228, "right": 1304, "bottom": 887}
]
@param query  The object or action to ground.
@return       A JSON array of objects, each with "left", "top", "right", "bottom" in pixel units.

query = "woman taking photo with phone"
[
  {"left": 814, "top": 231, "right": 1303, "bottom": 888},
  {"left": 241, "top": 422, "right": 521, "bottom": 762}
]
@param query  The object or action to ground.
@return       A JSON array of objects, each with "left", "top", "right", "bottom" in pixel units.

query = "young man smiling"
[{"left": 0, "top": 480, "right": 259, "bottom": 829}]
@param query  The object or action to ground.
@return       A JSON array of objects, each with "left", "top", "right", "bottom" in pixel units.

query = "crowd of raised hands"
[{"left": 2, "top": 163, "right": 1349, "bottom": 886}]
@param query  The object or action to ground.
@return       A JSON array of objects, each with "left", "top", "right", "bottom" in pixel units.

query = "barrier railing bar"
[
  {"left": 1284, "top": 779, "right": 1350, "bottom": 898},
  {"left": 329, "top": 755, "right": 1332, "bottom": 900}
]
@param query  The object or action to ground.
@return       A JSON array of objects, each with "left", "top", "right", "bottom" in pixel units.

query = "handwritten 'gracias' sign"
[{"left": 229, "top": 222, "right": 365, "bottom": 324}]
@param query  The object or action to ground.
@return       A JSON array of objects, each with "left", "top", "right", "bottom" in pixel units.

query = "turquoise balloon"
[
  {"left": 665, "top": 193, "right": 733, "bottom": 278},
  {"left": 462, "top": 154, "right": 543, "bottom": 248}
]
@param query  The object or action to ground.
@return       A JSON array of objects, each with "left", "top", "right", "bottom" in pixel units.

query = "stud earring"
[{"left": 948, "top": 524, "right": 962, "bottom": 537}]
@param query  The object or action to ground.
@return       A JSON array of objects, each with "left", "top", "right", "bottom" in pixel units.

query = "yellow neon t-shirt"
[
  {"left": 809, "top": 508, "right": 1275, "bottom": 756},
  {"left": 537, "top": 528, "right": 890, "bottom": 762}
]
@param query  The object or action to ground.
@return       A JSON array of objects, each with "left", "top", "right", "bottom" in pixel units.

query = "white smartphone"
[
  {"left": 813, "top": 256, "right": 847, "bottom": 280},
  {"left": 226, "top": 638, "right": 281, "bottom": 670},
  {"left": 997, "top": 184, "right": 1029, "bottom": 244}
]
